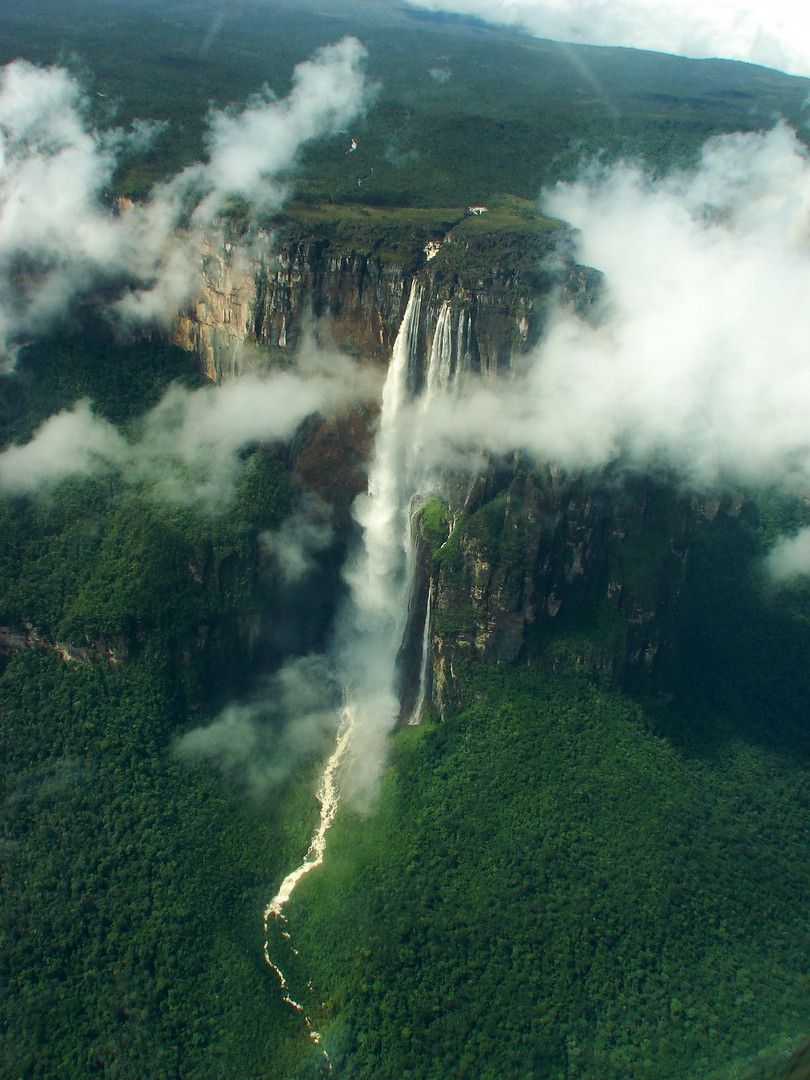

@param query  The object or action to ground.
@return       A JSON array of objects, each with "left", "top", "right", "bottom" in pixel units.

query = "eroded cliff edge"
[{"left": 173, "top": 209, "right": 587, "bottom": 380}]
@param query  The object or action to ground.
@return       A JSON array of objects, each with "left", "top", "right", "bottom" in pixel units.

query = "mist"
[
  {"left": 174, "top": 655, "right": 341, "bottom": 799},
  {"left": 406, "top": 0, "right": 810, "bottom": 77},
  {"left": 0, "top": 38, "right": 370, "bottom": 365},
  {"left": 0, "top": 354, "right": 379, "bottom": 505},
  {"left": 260, "top": 493, "right": 334, "bottom": 586},
  {"left": 766, "top": 529, "right": 810, "bottom": 580},
  {"left": 0, "top": 400, "right": 128, "bottom": 494}
]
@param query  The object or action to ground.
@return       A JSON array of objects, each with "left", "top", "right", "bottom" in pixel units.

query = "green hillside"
[
  {"left": 1, "top": 0, "right": 808, "bottom": 204},
  {"left": 291, "top": 662, "right": 810, "bottom": 1079}
]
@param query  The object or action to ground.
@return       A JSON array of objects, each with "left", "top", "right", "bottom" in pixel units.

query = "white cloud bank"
[
  {"left": 407, "top": 0, "right": 810, "bottom": 77},
  {"left": 418, "top": 124, "right": 810, "bottom": 506},
  {"left": 0, "top": 38, "right": 370, "bottom": 365}
]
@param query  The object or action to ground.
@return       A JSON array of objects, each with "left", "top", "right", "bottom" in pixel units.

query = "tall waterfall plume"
[
  {"left": 264, "top": 280, "right": 460, "bottom": 1048},
  {"left": 333, "top": 279, "right": 428, "bottom": 795}
]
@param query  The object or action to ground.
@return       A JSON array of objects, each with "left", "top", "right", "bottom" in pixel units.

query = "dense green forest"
[
  {"left": 0, "top": 333, "right": 324, "bottom": 1077},
  {"left": 291, "top": 665, "right": 810, "bottom": 1079},
  {"left": 2, "top": 2, "right": 810, "bottom": 1079}
]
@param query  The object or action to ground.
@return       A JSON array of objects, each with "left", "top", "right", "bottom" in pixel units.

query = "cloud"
[
  {"left": 415, "top": 124, "right": 810, "bottom": 500},
  {"left": 406, "top": 0, "right": 810, "bottom": 77},
  {"left": 132, "top": 350, "right": 380, "bottom": 508},
  {"left": 0, "top": 400, "right": 127, "bottom": 494},
  {"left": 0, "top": 62, "right": 122, "bottom": 363},
  {"left": 765, "top": 527, "right": 810, "bottom": 581},
  {"left": 193, "top": 36, "right": 373, "bottom": 221},
  {"left": 118, "top": 117, "right": 170, "bottom": 155},
  {"left": 260, "top": 492, "right": 334, "bottom": 585},
  {"left": 0, "top": 39, "right": 370, "bottom": 364},
  {"left": 174, "top": 655, "right": 341, "bottom": 797},
  {"left": 0, "top": 348, "right": 378, "bottom": 504}
]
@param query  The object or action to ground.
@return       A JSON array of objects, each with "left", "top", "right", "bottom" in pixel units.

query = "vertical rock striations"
[{"left": 172, "top": 220, "right": 581, "bottom": 385}]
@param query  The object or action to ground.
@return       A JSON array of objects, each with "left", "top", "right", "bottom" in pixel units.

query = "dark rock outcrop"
[{"left": 0, "top": 623, "right": 129, "bottom": 672}]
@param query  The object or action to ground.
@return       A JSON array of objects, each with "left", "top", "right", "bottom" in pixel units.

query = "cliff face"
[
  {"left": 173, "top": 240, "right": 260, "bottom": 381},
  {"left": 172, "top": 218, "right": 729, "bottom": 719},
  {"left": 173, "top": 221, "right": 585, "bottom": 383},
  {"left": 418, "top": 471, "right": 684, "bottom": 713},
  {"left": 411, "top": 472, "right": 753, "bottom": 717},
  {"left": 171, "top": 217, "right": 590, "bottom": 534},
  {"left": 174, "top": 235, "right": 408, "bottom": 379}
]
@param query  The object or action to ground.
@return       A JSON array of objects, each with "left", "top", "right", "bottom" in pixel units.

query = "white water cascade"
[
  {"left": 263, "top": 281, "right": 458, "bottom": 1056},
  {"left": 425, "top": 300, "right": 454, "bottom": 395},
  {"left": 408, "top": 579, "right": 433, "bottom": 726},
  {"left": 334, "top": 279, "right": 426, "bottom": 778}
]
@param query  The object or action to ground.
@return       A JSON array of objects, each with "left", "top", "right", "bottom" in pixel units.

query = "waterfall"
[
  {"left": 263, "top": 280, "right": 429, "bottom": 1049},
  {"left": 458, "top": 308, "right": 473, "bottom": 379},
  {"left": 336, "top": 279, "right": 424, "bottom": 777},
  {"left": 408, "top": 578, "right": 432, "bottom": 726},
  {"left": 425, "top": 301, "right": 454, "bottom": 395}
]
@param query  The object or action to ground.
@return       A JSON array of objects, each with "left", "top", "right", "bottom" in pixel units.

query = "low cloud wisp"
[
  {"left": 260, "top": 493, "right": 334, "bottom": 586},
  {"left": 0, "top": 400, "right": 128, "bottom": 495},
  {"left": 766, "top": 529, "right": 810, "bottom": 581},
  {"left": 0, "top": 355, "right": 379, "bottom": 506},
  {"left": 174, "top": 655, "right": 342, "bottom": 798}
]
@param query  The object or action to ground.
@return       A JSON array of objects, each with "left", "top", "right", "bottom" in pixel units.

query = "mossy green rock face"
[{"left": 423, "top": 469, "right": 694, "bottom": 711}]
